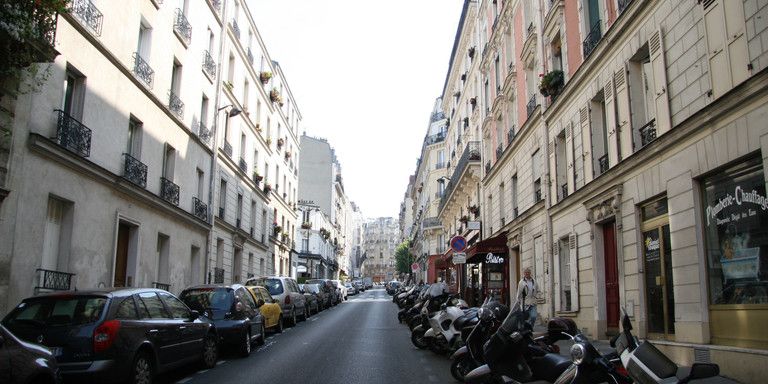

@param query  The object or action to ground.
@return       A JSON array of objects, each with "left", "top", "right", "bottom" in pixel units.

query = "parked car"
[
  {"left": 245, "top": 276, "right": 307, "bottom": 325},
  {"left": 302, "top": 283, "right": 328, "bottom": 311},
  {"left": 179, "top": 284, "right": 265, "bottom": 357},
  {"left": 331, "top": 280, "right": 348, "bottom": 301},
  {"left": 0, "top": 324, "right": 60, "bottom": 384},
  {"left": 305, "top": 279, "right": 339, "bottom": 306},
  {"left": 353, "top": 280, "right": 364, "bottom": 292},
  {"left": 298, "top": 284, "right": 320, "bottom": 315},
  {"left": 386, "top": 281, "right": 401, "bottom": 294},
  {"left": 345, "top": 283, "right": 358, "bottom": 296},
  {"left": 2, "top": 288, "right": 218, "bottom": 384},
  {"left": 363, "top": 277, "right": 373, "bottom": 289},
  {"left": 245, "top": 285, "right": 284, "bottom": 333}
]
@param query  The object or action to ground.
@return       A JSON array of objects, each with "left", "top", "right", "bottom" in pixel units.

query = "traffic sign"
[
  {"left": 452, "top": 252, "right": 467, "bottom": 264},
  {"left": 411, "top": 263, "right": 420, "bottom": 272},
  {"left": 450, "top": 236, "right": 467, "bottom": 252}
]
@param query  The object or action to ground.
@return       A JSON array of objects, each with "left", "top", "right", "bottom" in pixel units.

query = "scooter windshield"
[{"left": 499, "top": 306, "right": 529, "bottom": 334}]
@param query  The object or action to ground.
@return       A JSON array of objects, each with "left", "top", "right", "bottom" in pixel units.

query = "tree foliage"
[{"left": 395, "top": 240, "right": 413, "bottom": 275}]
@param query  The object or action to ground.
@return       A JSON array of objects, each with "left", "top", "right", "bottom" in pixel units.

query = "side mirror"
[
  {"left": 256, "top": 299, "right": 265, "bottom": 307},
  {"left": 189, "top": 310, "right": 200, "bottom": 321}
]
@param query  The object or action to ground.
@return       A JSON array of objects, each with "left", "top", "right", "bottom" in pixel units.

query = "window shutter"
[
  {"left": 703, "top": 0, "right": 748, "bottom": 99},
  {"left": 569, "top": 232, "right": 579, "bottom": 310},
  {"left": 565, "top": 123, "right": 575, "bottom": 192},
  {"left": 580, "top": 107, "right": 594, "bottom": 183},
  {"left": 603, "top": 77, "right": 619, "bottom": 166},
  {"left": 649, "top": 28, "right": 671, "bottom": 136},
  {"left": 614, "top": 66, "right": 633, "bottom": 158},
  {"left": 548, "top": 138, "right": 557, "bottom": 202}
]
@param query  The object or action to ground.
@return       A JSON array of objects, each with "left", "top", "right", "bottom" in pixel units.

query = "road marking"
[
  {"left": 176, "top": 377, "right": 193, "bottom": 383},
  {"left": 216, "top": 360, "right": 226, "bottom": 366},
  {"left": 256, "top": 340, "right": 276, "bottom": 352}
]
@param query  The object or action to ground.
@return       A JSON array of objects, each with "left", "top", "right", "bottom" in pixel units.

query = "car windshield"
[
  {"left": 254, "top": 279, "right": 284, "bottom": 295},
  {"left": 305, "top": 284, "right": 320, "bottom": 293},
  {"left": 180, "top": 288, "right": 234, "bottom": 311},
  {"left": 3, "top": 295, "right": 107, "bottom": 327}
]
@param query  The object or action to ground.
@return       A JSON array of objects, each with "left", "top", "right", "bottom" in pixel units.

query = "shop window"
[{"left": 641, "top": 196, "right": 674, "bottom": 338}]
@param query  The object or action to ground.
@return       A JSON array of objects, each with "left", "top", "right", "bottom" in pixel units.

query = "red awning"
[{"left": 466, "top": 233, "right": 508, "bottom": 263}]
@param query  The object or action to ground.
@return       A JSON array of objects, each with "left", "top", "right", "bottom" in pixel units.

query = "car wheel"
[
  {"left": 238, "top": 330, "right": 251, "bottom": 357},
  {"left": 130, "top": 352, "right": 154, "bottom": 384},
  {"left": 257, "top": 323, "right": 266, "bottom": 346},
  {"left": 201, "top": 333, "right": 219, "bottom": 369},
  {"left": 276, "top": 316, "right": 284, "bottom": 333}
]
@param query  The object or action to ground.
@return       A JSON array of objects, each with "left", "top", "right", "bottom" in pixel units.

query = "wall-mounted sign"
[
  {"left": 453, "top": 252, "right": 467, "bottom": 264},
  {"left": 467, "top": 221, "right": 481, "bottom": 230},
  {"left": 485, "top": 253, "right": 504, "bottom": 264}
]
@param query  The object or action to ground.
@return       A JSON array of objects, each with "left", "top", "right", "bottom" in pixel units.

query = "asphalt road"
[{"left": 159, "top": 287, "right": 454, "bottom": 384}]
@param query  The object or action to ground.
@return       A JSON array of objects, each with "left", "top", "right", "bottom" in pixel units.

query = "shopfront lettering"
[
  {"left": 485, "top": 253, "right": 504, "bottom": 264},
  {"left": 705, "top": 185, "right": 768, "bottom": 226}
]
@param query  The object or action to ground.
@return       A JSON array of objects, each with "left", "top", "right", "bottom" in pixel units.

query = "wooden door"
[
  {"left": 603, "top": 221, "right": 620, "bottom": 329},
  {"left": 114, "top": 223, "right": 130, "bottom": 287}
]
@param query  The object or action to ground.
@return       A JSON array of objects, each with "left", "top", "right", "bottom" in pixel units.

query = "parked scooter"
[
  {"left": 410, "top": 283, "right": 452, "bottom": 349},
  {"left": 422, "top": 295, "right": 476, "bottom": 355},
  {"left": 450, "top": 295, "right": 510, "bottom": 381},
  {"left": 612, "top": 308, "right": 740, "bottom": 384}
]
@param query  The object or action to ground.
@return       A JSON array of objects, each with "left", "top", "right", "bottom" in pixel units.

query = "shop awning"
[{"left": 466, "top": 233, "right": 508, "bottom": 263}]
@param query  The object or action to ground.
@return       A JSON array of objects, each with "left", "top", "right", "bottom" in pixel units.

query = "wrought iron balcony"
[
  {"left": 639, "top": 119, "right": 657, "bottom": 148},
  {"left": 430, "top": 111, "right": 445, "bottom": 122},
  {"left": 168, "top": 90, "right": 184, "bottom": 118},
  {"left": 197, "top": 122, "right": 211, "bottom": 144},
  {"left": 132, "top": 52, "right": 154, "bottom": 88},
  {"left": 496, "top": 144, "right": 503, "bottom": 159},
  {"left": 238, "top": 157, "right": 247, "bottom": 173},
  {"left": 583, "top": 20, "right": 602, "bottom": 58},
  {"left": 54, "top": 109, "right": 92, "bottom": 157},
  {"left": 173, "top": 9, "right": 192, "bottom": 44},
  {"left": 534, "top": 188, "right": 543, "bottom": 202},
  {"left": 485, "top": 161, "right": 491, "bottom": 174},
  {"left": 160, "top": 177, "right": 180, "bottom": 206},
  {"left": 208, "top": 0, "right": 221, "bottom": 12},
  {"left": 598, "top": 154, "right": 609, "bottom": 175},
  {"left": 71, "top": 0, "right": 103, "bottom": 36},
  {"left": 223, "top": 141, "right": 232, "bottom": 157},
  {"left": 247, "top": 48, "right": 254, "bottom": 65},
  {"left": 122, "top": 153, "right": 147, "bottom": 188},
  {"left": 193, "top": 197, "right": 208, "bottom": 221},
  {"left": 424, "top": 131, "right": 446, "bottom": 145},
  {"left": 153, "top": 282, "right": 170, "bottom": 291},
  {"left": 218, "top": 206, "right": 225, "bottom": 219},
  {"left": 203, "top": 50, "right": 216, "bottom": 78},
  {"left": 618, "top": 0, "right": 633, "bottom": 14},
  {"left": 435, "top": 161, "right": 447, "bottom": 169},
  {"left": 440, "top": 141, "right": 481, "bottom": 212},
  {"left": 213, "top": 267, "right": 225, "bottom": 283},
  {"left": 561, "top": 184, "right": 569, "bottom": 200},
  {"left": 527, "top": 94, "right": 538, "bottom": 117},
  {"left": 422, "top": 217, "right": 441, "bottom": 230},
  {"left": 231, "top": 19, "right": 240, "bottom": 39},
  {"left": 512, "top": 207, "right": 519, "bottom": 218},
  {"left": 35, "top": 268, "right": 75, "bottom": 293},
  {"left": 508, "top": 126, "right": 517, "bottom": 144}
]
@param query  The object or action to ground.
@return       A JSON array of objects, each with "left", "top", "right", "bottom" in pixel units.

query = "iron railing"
[
  {"left": 160, "top": 177, "right": 179, "bottom": 206},
  {"left": 71, "top": 0, "right": 103, "bottom": 36},
  {"left": 35, "top": 269, "right": 75, "bottom": 293},
  {"left": 618, "top": 0, "right": 633, "bottom": 14},
  {"left": 193, "top": 197, "right": 208, "bottom": 221},
  {"left": 54, "top": 109, "right": 92, "bottom": 157},
  {"left": 238, "top": 158, "right": 247, "bottom": 173},
  {"left": 527, "top": 94, "right": 538, "bottom": 117},
  {"left": 421, "top": 217, "right": 441, "bottom": 229},
  {"left": 561, "top": 184, "right": 569, "bottom": 200},
  {"left": 203, "top": 50, "right": 216, "bottom": 77},
  {"left": 639, "top": 119, "right": 657, "bottom": 148},
  {"left": 508, "top": 126, "right": 517, "bottom": 144},
  {"left": 231, "top": 19, "right": 240, "bottom": 39},
  {"left": 440, "top": 141, "right": 480, "bottom": 212},
  {"left": 496, "top": 144, "right": 503, "bottom": 159},
  {"left": 425, "top": 131, "right": 446, "bottom": 145},
  {"left": 208, "top": 0, "right": 221, "bottom": 12},
  {"left": 132, "top": 52, "right": 154, "bottom": 88},
  {"left": 223, "top": 141, "right": 232, "bottom": 157},
  {"left": 173, "top": 9, "right": 192, "bottom": 44},
  {"left": 527, "top": 22, "right": 535, "bottom": 39},
  {"left": 435, "top": 162, "right": 447, "bottom": 169},
  {"left": 218, "top": 206, "right": 225, "bottom": 219},
  {"left": 122, "top": 153, "right": 147, "bottom": 188},
  {"left": 247, "top": 48, "right": 254, "bottom": 65},
  {"left": 430, "top": 111, "right": 445, "bottom": 122},
  {"left": 168, "top": 90, "right": 184, "bottom": 118},
  {"left": 534, "top": 188, "right": 543, "bottom": 202},
  {"left": 197, "top": 122, "right": 211, "bottom": 143},
  {"left": 153, "top": 282, "right": 170, "bottom": 291},
  {"left": 598, "top": 154, "right": 609, "bottom": 175},
  {"left": 583, "top": 20, "right": 602, "bottom": 58},
  {"left": 213, "top": 267, "right": 225, "bottom": 284}
]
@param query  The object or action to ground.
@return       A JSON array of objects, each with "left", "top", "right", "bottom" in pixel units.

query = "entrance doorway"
[
  {"left": 641, "top": 198, "right": 675, "bottom": 338},
  {"left": 603, "top": 221, "right": 620, "bottom": 331},
  {"left": 114, "top": 222, "right": 138, "bottom": 287}
]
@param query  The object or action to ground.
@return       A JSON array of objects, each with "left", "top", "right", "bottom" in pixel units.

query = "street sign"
[
  {"left": 411, "top": 263, "right": 420, "bottom": 272},
  {"left": 467, "top": 221, "right": 481, "bottom": 230},
  {"left": 452, "top": 252, "right": 467, "bottom": 264},
  {"left": 450, "top": 236, "right": 467, "bottom": 252}
]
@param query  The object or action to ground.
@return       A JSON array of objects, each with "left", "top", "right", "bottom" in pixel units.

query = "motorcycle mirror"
[
  {"left": 620, "top": 307, "right": 633, "bottom": 331},
  {"left": 609, "top": 333, "right": 620, "bottom": 348}
]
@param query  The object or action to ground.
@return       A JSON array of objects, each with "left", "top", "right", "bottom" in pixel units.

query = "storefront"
[
  {"left": 701, "top": 154, "right": 768, "bottom": 349},
  {"left": 435, "top": 249, "right": 461, "bottom": 293},
  {"left": 465, "top": 234, "right": 509, "bottom": 306}
]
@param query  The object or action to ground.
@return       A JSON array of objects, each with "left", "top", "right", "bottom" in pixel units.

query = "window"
[
  {"left": 236, "top": 193, "right": 243, "bottom": 227},
  {"left": 551, "top": 35, "right": 563, "bottom": 72},
  {"left": 115, "top": 297, "right": 138, "bottom": 320},
  {"left": 555, "top": 131, "right": 567, "bottom": 200},
  {"left": 702, "top": 0, "right": 748, "bottom": 100},
  {"left": 156, "top": 234, "right": 169, "bottom": 285},
  {"left": 137, "top": 21, "right": 151, "bottom": 59},
  {"left": 171, "top": 60, "right": 182, "bottom": 96},
  {"left": 227, "top": 54, "right": 235, "bottom": 83},
  {"left": 557, "top": 237, "right": 571, "bottom": 311},
  {"left": 262, "top": 209, "right": 268, "bottom": 242},
  {"left": 243, "top": 78, "right": 249, "bottom": 109},
  {"left": 219, "top": 179, "right": 227, "bottom": 218},
  {"left": 590, "top": 91, "right": 609, "bottom": 175},
  {"left": 159, "top": 292, "right": 190, "bottom": 319},
  {"left": 137, "top": 292, "right": 169, "bottom": 319},
  {"left": 196, "top": 168, "right": 204, "bottom": 198},
  {"left": 511, "top": 174, "right": 518, "bottom": 217},
  {"left": 240, "top": 133, "right": 246, "bottom": 161},
  {"left": 250, "top": 200, "right": 256, "bottom": 234},
  {"left": 162, "top": 144, "right": 175, "bottom": 180},
  {"left": 498, "top": 183, "right": 505, "bottom": 227},
  {"left": 127, "top": 118, "right": 142, "bottom": 158},
  {"left": 200, "top": 95, "right": 209, "bottom": 129},
  {"left": 302, "top": 238, "right": 309, "bottom": 252},
  {"left": 62, "top": 68, "right": 85, "bottom": 120},
  {"left": 532, "top": 149, "right": 542, "bottom": 203},
  {"left": 42, "top": 196, "right": 73, "bottom": 271}
]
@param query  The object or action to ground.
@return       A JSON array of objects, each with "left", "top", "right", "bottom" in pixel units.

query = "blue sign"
[{"left": 450, "top": 236, "right": 467, "bottom": 252}]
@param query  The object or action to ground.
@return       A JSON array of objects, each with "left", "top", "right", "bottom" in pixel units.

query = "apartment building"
[
  {"left": 296, "top": 201, "right": 338, "bottom": 279},
  {"left": 362, "top": 217, "right": 399, "bottom": 282}
]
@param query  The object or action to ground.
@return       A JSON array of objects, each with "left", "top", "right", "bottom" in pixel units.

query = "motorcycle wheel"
[
  {"left": 411, "top": 330, "right": 428, "bottom": 349},
  {"left": 450, "top": 354, "right": 477, "bottom": 382}
]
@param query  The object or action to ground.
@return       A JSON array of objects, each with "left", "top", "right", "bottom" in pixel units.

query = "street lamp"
[{"left": 218, "top": 104, "right": 242, "bottom": 117}]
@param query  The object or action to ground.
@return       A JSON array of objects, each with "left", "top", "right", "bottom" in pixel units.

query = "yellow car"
[{"left": 247, "top": 285, "right": 283, "bottom": 333}]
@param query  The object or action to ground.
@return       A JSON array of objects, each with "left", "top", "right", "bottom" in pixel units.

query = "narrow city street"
[{"left": 160, "top": 288, "right": 453, "bottom": 384}]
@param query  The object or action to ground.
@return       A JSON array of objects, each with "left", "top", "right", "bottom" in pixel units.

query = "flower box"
[{"left": 259, "top": 71, "right": 272, "bottom": 84}]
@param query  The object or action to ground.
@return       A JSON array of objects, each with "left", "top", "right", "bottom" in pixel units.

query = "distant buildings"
[{"left": 363, "top": 217, "right": 399, "bottom": 282}]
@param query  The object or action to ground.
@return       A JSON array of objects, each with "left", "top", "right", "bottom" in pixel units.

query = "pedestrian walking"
[{"left": 516, "top": 267, "right": 538, "bottom": 327}]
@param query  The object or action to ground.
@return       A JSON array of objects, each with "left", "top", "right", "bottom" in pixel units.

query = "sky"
[{"left": 249, "top": 0, "right": 465, "bottom": 219}]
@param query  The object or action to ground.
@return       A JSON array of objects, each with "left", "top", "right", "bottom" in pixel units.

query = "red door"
[{"left": 603, "top": 221, "right": 620, "bottom": 329}]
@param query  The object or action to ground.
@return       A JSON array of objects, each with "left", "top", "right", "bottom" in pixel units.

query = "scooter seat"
[
  {"left": 454, "top": 315, "right": 472, "bottom": 329},
  {"left": 529, "top": 353, "right": 572, "bottom": 383}
]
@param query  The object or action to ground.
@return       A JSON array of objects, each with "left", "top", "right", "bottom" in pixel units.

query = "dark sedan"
[
  {"left": 2, "top": 288, "right": 218, "bottom": 384},
  {"left": 305, "top": 279, "right": 338, "bottom": 306},
  {"left": 299, "top": 284, "right": 320, "bottom": 315},
  {"left": 180, "top": 284, "right": 265, "bottom": 357},
  {"left": 0, "top": 324, "right": 60, "bottom": 384},
  {"left": 303, "top": 283, "right": 329, "bottom": 310}
]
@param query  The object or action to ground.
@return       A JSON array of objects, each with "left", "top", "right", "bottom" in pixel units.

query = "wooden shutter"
[
  {"left": 548, "top": 137, "right": 557, "bottom": 202},
  {"left": 649, "top": 29, "right": 671, "bottom": 135},
  {"left": 568, "top": 233, "right": 579, "bottom": 310},
  {"left": 703, "top": 0, "right": 748, "bottom": 99},
  {"left": 614, "top": 66, "right": 633, "bottom": 158},
  {"left": 580, "top": 107, "right": 594, "bottom": 184},
  {"left": 565, "top": 123, "right": 575, "bottom": 192},
  {"left": 604, "top": 77, "right": 619, "bottom": 166}
]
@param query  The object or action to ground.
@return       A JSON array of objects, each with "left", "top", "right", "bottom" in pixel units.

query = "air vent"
[{"left": 694, "top": 348, "right": 711, "bottom": 363}]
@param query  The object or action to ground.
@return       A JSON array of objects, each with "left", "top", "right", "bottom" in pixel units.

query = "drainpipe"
[{"left": 543, "top": 123, "right": 555, "bottom": 323}]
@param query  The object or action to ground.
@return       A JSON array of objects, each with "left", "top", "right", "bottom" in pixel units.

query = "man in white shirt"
[{"left": 516, "top": 267, "right": 538, "bottom": 327}]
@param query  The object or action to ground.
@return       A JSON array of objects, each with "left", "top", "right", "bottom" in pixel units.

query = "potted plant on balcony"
[
  {"left": 269, "top": 88, "right": 282, "bottom": 104},
  {"left": 284, "top": 151, "right": 291, "bottom": 160},
  {"left": 459, "top": 215, "right": 469, "bottom": 224},
  {"left": 259, "top": 71, "right": 272, "bottom": 84},
  {"left": 468, "top": 205, "right": 480, "bottom": 217},
  {"left": 301, "top": 221, "right": 312, "bottom": 229},
  {"left": 252, "top": 171, "right": 263, "bottom": 183},
  {"left": 276, "top": 137, "right": 284, "bottom": 148},
  {"left": 266, "top": 137, "right": 272, "bottom": 146},
  {"left": 223, "top": 81, "right": 234, "bottom": 90},
  {"left": 539, "top": 70, "right": 564, "bottom": 97},
  {"left": 263, "top": 183, "right": 272, "bottom": 194}
]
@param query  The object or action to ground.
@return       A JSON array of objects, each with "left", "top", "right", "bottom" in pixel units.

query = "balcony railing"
[
  {"left": 561, "top": 184, "right": 569, "bottom": 200},
  {"left": 238, "top": 158, "right": 247, "bottom": 173},
  {"left": 639, "top": 119, "right": 657, "bottom": 148},
  {"left": 132, "top": 52, "right": 154, "bottom": 88},
  {"left": 35, "top": 268, "right": 75, "bottom": 293},
  {"left": 197, "top": 122, "right": 211, "bottom": 144},
  {"left": 160, "top": 177, "right": 180, "bottom": 206},
  {"left": 583, "top": 20, "right": 602, "bottom": 58},
  {"left": 247, "top": 48, "right": 254, "bottom": 65},
  {"left": 485, "top": 161, "right": 491, "bottom": 173},
  {"left": 496, "top": 144, "right": 503, "bottom": 159},
  {"left": 440, "top": 141, "right": 481, "bottom": 212},
  {"left": 208, "top": 0, "right": 221, "bottom": 12},
  {"left": 153, "top": 282, "right": 170, "bottom": 291},
  {"left": 435, "top": 161, "right": 447, "bottom": 169},
  {"left": 421, "top": 217, "right": 441, "bottom": 229},
  {"left": 231, "top": 19, "right": 240, "bottom": 39},
  {"left": 508, "top": 126, "right": 517, "bottom": 144},
  {"left": 527, "top": 22, "right": 535, "bottom": 39},
  {"left": 534, "top": 188, "right": 543, "bottom": 202},
  {"left": 203, "top": 50, "right": 216, "bottom": 78},
  {"left": 213, "top": 267, "right": 225, "bottom": 283},
  {"left": 168, "top": 90, "right": 184, "bottom": 118},
  {"left": 223, "top": 141, "right": 233, "bottom": 157},
  {"left": 55, "top": 109, "right": 92, "bottom": 157},
  {"left": 618, "top": 0, "right": 633, "bottom": 14},
  {"left": 598, "top": 154, "right": 609, "bottom": 175},
  {"left": 173, "top": 9, "right": 192, "bottom": 44},
  {"left": 122, "top": 153, "right": 147, "bottom": 188},
  {"left": 425, "top": 131, "right": 446, "bottom": 145},
  {"left": 527, "top": 94, "right": 538, "bottom": 117},
  {"left": 218, "top": 206, "right": 225, "bottom": 219},
  {"left": 193, "top": 197, "right": 208, "bottom": 221},
  {"left": 71, "top": 0, "right": 103, "bottom": 36}
]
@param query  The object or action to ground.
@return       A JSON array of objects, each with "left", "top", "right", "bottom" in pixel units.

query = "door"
[
  {"left": 136, "top": 292, "right": 181, "bottom": 367},
  {"left": 114, "top": 224, "right": 130, "bottom": 287},
  {"left": 603, "top": 221, "right": 620, "bottom": 329}
]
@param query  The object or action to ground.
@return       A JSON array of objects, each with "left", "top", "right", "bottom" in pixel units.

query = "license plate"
[{"left": 50, "top": 347, "right": 63, "bottom": 357}]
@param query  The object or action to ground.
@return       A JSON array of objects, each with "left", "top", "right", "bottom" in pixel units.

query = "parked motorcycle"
[
  {"left": 450, "top": 295, "right": 510, "bottom": 381},
  {"left": 422, "top": 295, "right": 476, "bottom": 355},
  {"left": 612, "top": 308, "right": 740, "bottom": 384}
]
